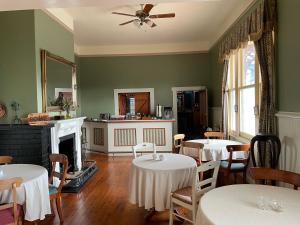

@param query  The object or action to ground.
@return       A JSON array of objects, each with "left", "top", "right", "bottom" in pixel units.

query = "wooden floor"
[{"left": 26, "top": 153, "right": 188, "bottom": 225}]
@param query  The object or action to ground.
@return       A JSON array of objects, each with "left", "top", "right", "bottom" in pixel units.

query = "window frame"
[{"left": 227, "top": 42, "right": 261, "bottom": 140}]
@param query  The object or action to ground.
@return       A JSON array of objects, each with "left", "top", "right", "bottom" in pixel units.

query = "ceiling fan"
[{"left": 112, "top": 4, "right": 175, "bottom": 28}]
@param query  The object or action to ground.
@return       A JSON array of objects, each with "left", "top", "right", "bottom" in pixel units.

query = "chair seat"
[
  {"left": 172, "top": 186, "right": 192, "bottom": 205},
  {"left": 0, "top": 205, "right": 22, "bottom": 225},
  {"left": 220, "top": 161, "right": 246, "bottom": 171},
  {"left": 49, "top": 184, "right": 58, "bottom": 195}
]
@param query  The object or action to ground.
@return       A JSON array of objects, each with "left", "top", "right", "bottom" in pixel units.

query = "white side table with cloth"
[
  {"left": 129, "top": 153, "right": 197, "bottom": 211},
  {"left": 187, "top": 139, "right": 245, "bottom": 161},
  {"left": 0, "top": 164, "right": 51, "bottom": 221}
]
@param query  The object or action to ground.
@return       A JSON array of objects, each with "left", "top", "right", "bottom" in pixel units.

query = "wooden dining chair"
[
  {"left": 132, "top": 142, "right": 156, "bottom": 158},
  {"left": 49, "top": 154, "right": 68, "bottom": 223},
  {"left": 169, "top": 161, "right": 220, "bottom": 225},
  {"left": 173, "top": 134, "right": 185, "bottom": 153},
  {"left": 249, "top": 167, "right": 300, "bottom": 190},
  {"left": 219, "top": 144, "right": 250, "bottom": 184},
  {"left": 0, "top": 177, "right": 23, "bottom": 225},
  {"left": 0, "top": 156, "right": 13, "bottom": 165},
  {"left": 180, "top": 141, "right": 204, "bottom": 166},
  {"left": 204, "top": 131, "right": 224, "bottom": 139}
]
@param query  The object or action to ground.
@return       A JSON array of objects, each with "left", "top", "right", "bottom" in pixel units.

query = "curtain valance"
[{"left": 218, "top": 0, "right": 276, "bottom": 62}]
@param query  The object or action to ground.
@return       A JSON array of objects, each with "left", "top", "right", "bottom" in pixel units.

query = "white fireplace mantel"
[{"left": 49, "top": 117, "right": 86, "bottom": 171}]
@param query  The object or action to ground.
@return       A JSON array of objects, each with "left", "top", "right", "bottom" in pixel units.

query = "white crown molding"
[
  {"left": 43, "top": 8, "right": 74, "bottom": 32},
  {"left": 74, "top": 44, "right": 80, "bottom": 55},
  {"left": 209, "top": 0, "right": 257, "bottom": 48},
  {"left": 276, "top": 111, "right": 300, "bottom": 119},
  {"left": 75, "top": 41, "right": 210, "bottom": 56}
]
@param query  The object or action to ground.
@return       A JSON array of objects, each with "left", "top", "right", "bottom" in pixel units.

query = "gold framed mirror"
[{"left": 41, "top": 50, "right": 77, "bottom": 113}]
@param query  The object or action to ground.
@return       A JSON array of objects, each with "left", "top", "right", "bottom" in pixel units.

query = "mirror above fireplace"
[{"left": 41, "top": 50, "right": 77, "bottom": 113}]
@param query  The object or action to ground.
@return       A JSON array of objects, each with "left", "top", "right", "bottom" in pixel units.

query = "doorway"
[{"left": 172, "top": 87, "right": 208, "bottom": 140}]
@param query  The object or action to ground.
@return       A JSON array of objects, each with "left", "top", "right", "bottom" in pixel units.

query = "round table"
[
  {"left": 129, "top": 153, "right": 196, "bottom": 211},
  {"left": 188, "top": 139, "right": 243, "bottom": 161},
  {"left": 196, "top": 184, "right": 300, "bottom": 225},
  {"left": 0, "top": 164, "right": 51, "bottom": 221}
]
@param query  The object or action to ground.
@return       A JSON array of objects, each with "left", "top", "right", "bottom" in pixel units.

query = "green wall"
[
  {"left": 0, "top": 11, "right": 36, "bottom": 123},
  {"left": 78, "top": 53, "right": 211, "bottom": 118},
  {"left": 34, "top": 10, "right": 74, "bottom": 112},
  {"left": 0, "top": 10, "right": 74, "bottom": 124},
  {"left": 277, "top": 0, "right": 300, "bottom": 112},
  {"left": 209, "top": 44, "right": 223, "bottom": 107}
]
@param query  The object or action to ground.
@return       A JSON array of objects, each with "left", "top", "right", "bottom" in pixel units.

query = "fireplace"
[
  {"left": 59, "top": 133, "right": 77, "bottom": 172},
  {"left": 50, "top": 117, "right": 98, "bottom": 192}
]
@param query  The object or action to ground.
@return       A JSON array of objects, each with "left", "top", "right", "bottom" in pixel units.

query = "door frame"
[{"left": 172, "top": 86, "right": 207, "bottom": 134}]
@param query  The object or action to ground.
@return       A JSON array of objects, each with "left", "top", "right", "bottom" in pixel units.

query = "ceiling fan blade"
[
  {"left": 112, "top": 12, "right": 136, "bottom": 17},
  {"left": 149, "top": 13, "right": 175, "bottom": 19},
  {"left": 119, "top": 19, "right": 138, "bottom": 26},
  {"left": 143, "top": 4, "right": 154, "bottom": 14},
  {"left": 145, "top": 19, "right": 157, "bottom": 28}
]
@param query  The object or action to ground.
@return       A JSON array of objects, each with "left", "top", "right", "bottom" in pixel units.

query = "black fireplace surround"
[
  {"left": 0, "top": 124, "right": 98, "bottom": 193},
  {"left": 0, "top": 124, "right": 53, "bottom": 171}
]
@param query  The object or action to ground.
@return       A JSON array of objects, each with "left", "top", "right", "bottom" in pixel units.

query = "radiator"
[
  {"left": 143, "top": 128, "right": 166, "bottom": 146},
  {"left": 94, "top": 128, "right": 104, "bottom": 146},
  {"left": 114, "top": 128, "right": 137, "bottom": 146}
]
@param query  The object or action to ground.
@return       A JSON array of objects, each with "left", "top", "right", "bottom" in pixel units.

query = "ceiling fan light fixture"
[
  {"left": 145, "top": 19, "right": 156, "bottom": 28},
  {"left": 133, "top": 19, "right": 142, "bottom": 28},
  {"left": 113, "top": 4, "right": 175, "bottom": 29}
]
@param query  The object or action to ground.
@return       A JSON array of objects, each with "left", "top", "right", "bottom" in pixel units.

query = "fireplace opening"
[{"left": 59, "top": 133, "right": 77, "bottom": 173}]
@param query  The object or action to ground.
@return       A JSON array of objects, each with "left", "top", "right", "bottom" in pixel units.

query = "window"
[
  {"left": 227, "top": 42, "right": 260, "bottom": 139},
  {"left": 118, "top": 92, "right": 150, "bottom": 115},
  {"left": 114, "top": 88, "right": 155, "bottom": 116}
]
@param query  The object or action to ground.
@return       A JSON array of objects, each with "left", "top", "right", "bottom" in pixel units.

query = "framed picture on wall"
[{"left": 55, "top": 88, "right": 73, "bottom": 101}]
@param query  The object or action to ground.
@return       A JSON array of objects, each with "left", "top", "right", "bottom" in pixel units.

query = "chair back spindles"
[
  {"left": 132, "top": 142, "right": 156, "bottom": 158},
  {"left": 250, "top": 134, "right": 281, "bottom": 168},
  {"left": 193, "top": 161, "right": 220, "bottom": 199},
  {"left": 173, "top": 134, "right": 185, "bottom": 153},
  {"left": 0, "top": 177, "right": 23, "bottom": 225},
  {"left": 226, "top": 144, "right": 251, "bottom": 168},
  {"left": 181, "top": 141, "right": 204, "bottom": 164},
  {"left": 49, "top": 154, "right": 68, "bottom": 193}
]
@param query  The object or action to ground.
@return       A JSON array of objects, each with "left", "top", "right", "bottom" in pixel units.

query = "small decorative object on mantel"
[
  {"left": 11, "top": 101, "right": 22, "bottom": 124},
  {"left": 27, "top": 113, "right": 49, "bottom": 126},
  {"left": 63, "top": 99, "right": 76, "bottom": 119},
  {"left": 0, "top": 103, "right": 7, "bottom": 118}
]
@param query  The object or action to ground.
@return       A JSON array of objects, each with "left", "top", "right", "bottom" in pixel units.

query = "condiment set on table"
[
  {"left": 152, "top": 153, "right": 165, "bottom": 161},
  {"left": 257, "top": 196, "right": 283, "bottom": 212}
]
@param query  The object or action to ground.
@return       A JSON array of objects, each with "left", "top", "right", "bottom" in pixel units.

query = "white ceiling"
[{"left": 0, "top": 0, "right": 255, "bottom": 55}]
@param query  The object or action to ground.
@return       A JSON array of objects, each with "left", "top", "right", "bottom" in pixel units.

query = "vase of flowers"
[{"left": 63, "top": 99, "right": 75, "bottom": 119}]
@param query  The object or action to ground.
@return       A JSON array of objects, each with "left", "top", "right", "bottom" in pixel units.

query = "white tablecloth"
[
  {"left": 0, "top": 164, "right": 51, "bottom": 221},
  {"left": 187, "top": 139, "right": 244, "bottom": 161},
  {"left": 129, "top": 153, "right": 196, "bottom": 211},
  {"left": 196, "top": 184, "right": 300, "bottom": 225}
]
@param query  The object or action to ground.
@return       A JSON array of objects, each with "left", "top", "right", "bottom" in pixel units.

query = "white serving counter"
[{"left": 83, "top": 119, "right": 175, "bottom": 155}]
